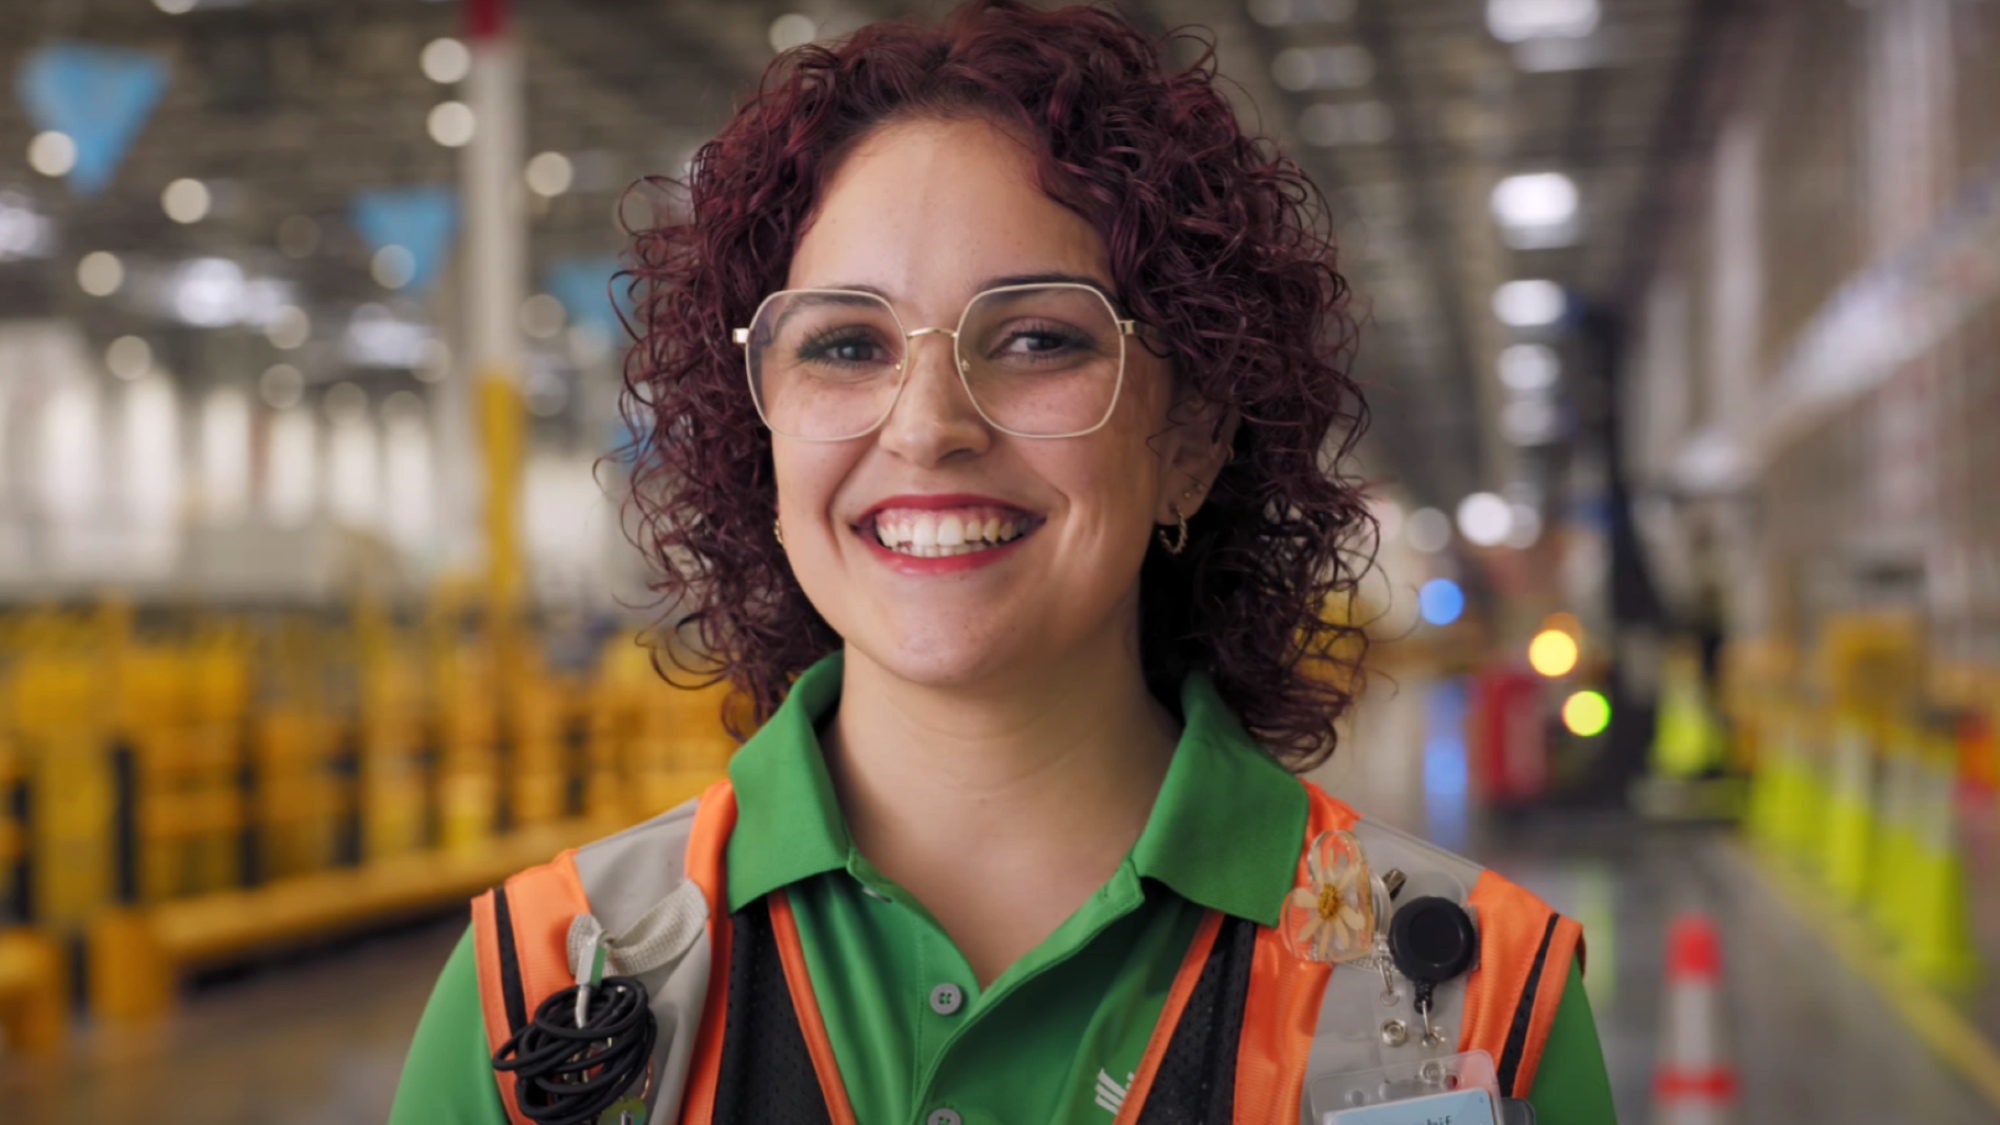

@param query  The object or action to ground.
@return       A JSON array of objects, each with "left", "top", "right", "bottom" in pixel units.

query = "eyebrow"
[{"left": 820, "top": 271, "right": 1121, "bottom": 307}]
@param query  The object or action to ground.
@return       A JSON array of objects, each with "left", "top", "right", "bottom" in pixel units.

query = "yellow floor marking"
[{"left": 1735, "top": 841, "right": 2000, "bottom": 1113}]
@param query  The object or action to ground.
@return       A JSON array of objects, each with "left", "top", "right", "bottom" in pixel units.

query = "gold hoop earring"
[
  {"left": 1156, "top": 504, "right": 1189, "bottom": 555},
  {"left": 774, "top": 518, "right": 785, "bottom": 547}
]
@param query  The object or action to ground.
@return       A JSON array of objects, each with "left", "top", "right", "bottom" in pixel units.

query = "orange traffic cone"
[{"left": 1651, "top": 913, "right": 1738, "bottom": 1125}]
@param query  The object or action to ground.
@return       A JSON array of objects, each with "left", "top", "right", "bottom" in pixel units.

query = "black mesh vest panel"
[{"left": 709, "top": 901, "right": 1256, "bottom": 1124}]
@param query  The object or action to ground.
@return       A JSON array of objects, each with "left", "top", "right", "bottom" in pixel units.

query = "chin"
[{"left": 848, "top": 621, "right": 1032, "bottom": 689}]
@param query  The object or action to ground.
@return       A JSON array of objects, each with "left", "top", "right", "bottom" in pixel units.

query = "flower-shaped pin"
[{"left": 1280, "top": 829, "right": 1377, "bottom": 963}]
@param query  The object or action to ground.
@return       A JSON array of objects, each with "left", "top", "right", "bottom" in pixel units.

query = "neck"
[{"left": 822, "top": 624, "right": 1180, "bottom": 980}]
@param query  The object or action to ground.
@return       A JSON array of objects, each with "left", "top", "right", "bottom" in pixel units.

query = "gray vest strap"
[
  {"left": 1300, "top": 817, "right": 1488, "bottom": 1119},
  {"left": 569, "top": 797, "right": 711, "bottom": 1125}
]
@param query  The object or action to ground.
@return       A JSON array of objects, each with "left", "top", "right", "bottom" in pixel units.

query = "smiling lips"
[{"left": 869, "top": 505, "right": 1033, "bottom": 557}]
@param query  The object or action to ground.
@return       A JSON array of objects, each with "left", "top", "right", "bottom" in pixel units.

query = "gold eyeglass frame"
[{"left": 730, "top": 282, "right": 1140, "bottom": 442}]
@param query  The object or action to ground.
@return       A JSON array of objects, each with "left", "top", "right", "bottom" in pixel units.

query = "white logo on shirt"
[{"left": 1095, "top": 1069, "right": 1135, "bottom": 1115}]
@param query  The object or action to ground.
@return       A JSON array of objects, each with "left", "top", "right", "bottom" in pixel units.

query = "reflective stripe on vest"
[{"left": 472, "top": 778, "right": 1582, "bottom": 1124}]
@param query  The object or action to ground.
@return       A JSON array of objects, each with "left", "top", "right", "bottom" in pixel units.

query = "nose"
[{"left": 874, "top": 330, "right": 991, "bottom": 466}]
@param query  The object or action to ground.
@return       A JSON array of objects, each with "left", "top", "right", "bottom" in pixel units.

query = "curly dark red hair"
[{"left": 620, "top": 0, "right": 1374, "bottom": 770}]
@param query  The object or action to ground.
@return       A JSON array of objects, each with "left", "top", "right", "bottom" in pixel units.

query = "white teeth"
[{"left": 870, "top": 508, "right": 1033, "bottom": 556}]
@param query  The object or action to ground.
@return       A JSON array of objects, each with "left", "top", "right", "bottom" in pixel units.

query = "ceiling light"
[
  {"left": 153, "top": 0, "right": 197, "bottom": 13},
  {"left": 427, "top": 101, "right": 477, "bottom": 147},
  {"left": 1487, "top": 0, "right": 1601, "bottom": 43},
  {"left": 1455, "top": 492, "right": 1513, "bottom": 547},
  {"left": 107, "top": 335, "right": 153, "bottom": 381},
  {"left": 28, "top": 131, "right": 77, "bottom": 177},
  {"left": 1498, "top": 343, "right": 1560, "bottom": 391},
  {"left": 769, "top": 13, "right": 817, "bottom": 53},
  {"left": 1492, "top": 279, "right": 1565, "bottom": 328},
  {"left": 162, "top": 177, "right": 211, "bottom": 223},
  {"left": 525, "top": 152, "right": 574, "bottom": 197},
  {"left": 1491, "top": 172, "right": 1577, "bottom": 227},
  {"left": 77, "top": 251, "right": 124, "bottom": 297},
  {"left": 420, "top": 37, "right": 471, "bottom": 84}
]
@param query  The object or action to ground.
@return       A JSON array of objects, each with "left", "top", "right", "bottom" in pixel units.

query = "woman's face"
[{"left": 771, "top": 116, "right": 1220, "bottom": 691}]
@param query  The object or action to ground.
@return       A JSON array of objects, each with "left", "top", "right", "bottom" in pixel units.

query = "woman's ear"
[{"left": 1157, "top": 399, "right": 1238, "bottom": 524}]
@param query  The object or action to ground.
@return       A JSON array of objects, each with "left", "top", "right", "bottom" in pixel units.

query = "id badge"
[{"left": 1307, "top": 1050, "right": 1501, "bottom": 1125}]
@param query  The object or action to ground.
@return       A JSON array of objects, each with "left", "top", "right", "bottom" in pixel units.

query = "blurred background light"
[
  {"left": 1298, "top": 100, "right": 1394, "bottom": 147},
  {"left": 1529, "top": 629, "right": 1580, "bottom": 677},
  {"left": 264, "top": 408, "right": 316, "bottom": 525},
  {"left": 1419, "top": 578, "right": 1466, "bottom": 626},
  {"left": 414, "top": 338, "right": 453, "bottom": 384},
  {"left": 1562, "top": 689, "right": 1612, "bottom": 736},
  {"left": 199, "top": 387, "right": 251, "bottom": 525},
  {"left": 161, "top": 177, "right": 211, "bottom": 224},
  {"left": 106, "top": 335, "right": 152, "bottom": 381},
  {"left": 1370, "top": 496, "right": 1406, "bottom": 545},
  {"left": 260, "top": 363, "right": 304, "bottom": 410},
  {"left": 121, "top": 375, "right": 181, "bottom": 519},
  {"left": 420, "top": 37, "right": 471, "bottom": 84},
  {"left": 38, "top": 381, "right": 101, "bottom": 516},
  {"left": 1505, "top": 503, "right": 1543, "bottom": 548},
  {"left": 171, "top": 257, "right": 245, "bottom": 326},
  {"left": 1487, "top": 0, "right": 1601, "bottom": 43},
  {"left": 1500, "top": 397, "right": 1560, "bottom": 446},
  {"left": 372, "top": 245, "right": 417, "bottom": 289},
  {"left": 1498, "top": 342, "right": 1560, "bottom": 391},
  {"left": 1492, "top": 279, "right": 1566, "bottom": 328},
  {"left": 266, "top": 305, "right": 311, "bottom": 350},
  {"left": 525, "top": 151, "right": 574, "bottom": 197},
  {"left": 768, "top": 13, "right": 817, "bottom": 52},
  {"left": 1405, "top": 506, "right": 1451, "bottom": 553},
  {"left": 77, "top": 250, "right": 123, "bottom": 296},
  {"left": 153, "top": 0, "right": 197, "bottom": 12},
  {"left": 427, "top": 101, "right": 477, "bottom": 147},
  {"left": 0, "top": 192, "right": 57, "bottom": 260},
  {"left": 1247, "top": 0, "right": 1356, "bottom": 26},
  {"left": 344, "top": 305, "right": 431, "bottom": 367},
  {"left": 1272, "top": 44, "right": 1374, "bottom": 92},
  {"left": 1456, "top": 491, "right": 1513, "bottom": 547},
  {"left": 28, "top": 130, "right": 77, "bottom": 176},
  {"left": 520, "top": 293, "right": 566, "bottom": 339},
  {"left": 323, "top": 381, "right": 368, "bottom": 424},
  {"left": 1491, "top": 172, "right": 1580, "bottom": 249}
]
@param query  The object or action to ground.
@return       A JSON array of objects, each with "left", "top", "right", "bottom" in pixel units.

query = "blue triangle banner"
[
  {"left": 16, "top": 41, "right": 170, "bottom": 199},
  {"left": 546, "top": 256, "right": 635, "bottom": 337},
  {"left": 349, "top": 187, "right": 458, "bottom": 294}
]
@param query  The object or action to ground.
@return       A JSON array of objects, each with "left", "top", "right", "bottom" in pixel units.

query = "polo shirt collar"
[{"left": 724, "top": 651, "right": 1308, "bottom": 926}]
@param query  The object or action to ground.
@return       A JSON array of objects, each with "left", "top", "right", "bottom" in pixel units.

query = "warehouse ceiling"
[{"left": 0, "top": 0, "right": 1729, "bottom": 512}]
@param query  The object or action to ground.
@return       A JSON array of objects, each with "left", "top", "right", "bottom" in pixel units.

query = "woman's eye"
[
  {"left": 995, "top": 324, "right": 1087, "bottom": 358},
  {"left": 800, "top": 333, "right": 890, "bottom": 365}
]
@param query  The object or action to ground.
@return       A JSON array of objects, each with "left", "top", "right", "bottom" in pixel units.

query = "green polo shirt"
[{"left": 391, "top": 655, "right": 1615, "bottom": 1124}]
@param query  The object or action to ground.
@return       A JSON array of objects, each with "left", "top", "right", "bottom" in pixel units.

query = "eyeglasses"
[{"left": 731, "top": 283, "right": 1139, "bottom": 441}]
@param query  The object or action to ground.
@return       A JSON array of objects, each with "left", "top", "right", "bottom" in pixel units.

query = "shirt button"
[
  {"left": 929, "top": 982, "right": 964, "bottom": 1016},
  {"left": 927, "top": 1110, "right": 961, "bottom": 1125}
]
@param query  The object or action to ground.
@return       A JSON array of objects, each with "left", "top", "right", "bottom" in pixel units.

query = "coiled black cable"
[{"left": 491, "top": 976, "right": 656, "bottom": 1125}]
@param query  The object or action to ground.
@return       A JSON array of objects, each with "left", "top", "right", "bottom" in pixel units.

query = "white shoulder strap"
[{"left": 569, "top": 797, "right": 712, "bottom": 1125}]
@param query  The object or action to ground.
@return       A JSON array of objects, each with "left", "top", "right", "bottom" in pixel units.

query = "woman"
[{"left": 391, "top": 3, "right": 1615, "bottom": 1123}]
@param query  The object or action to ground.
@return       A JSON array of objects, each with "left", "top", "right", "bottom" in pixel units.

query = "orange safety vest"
[{"left": 473, "top": 778, "right": 1584, "bottom": 1125}]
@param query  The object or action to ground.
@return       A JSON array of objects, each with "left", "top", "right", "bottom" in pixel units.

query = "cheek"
[{"left": 772, "top": 444, "right": 850, "bottom": 529}]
